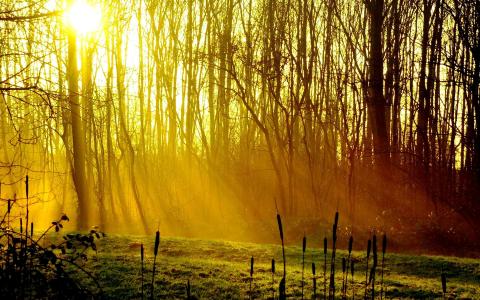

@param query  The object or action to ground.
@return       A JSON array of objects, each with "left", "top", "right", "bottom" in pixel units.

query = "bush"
[{"left": 0, "top": 191, "right": 103, "bottom": 299}]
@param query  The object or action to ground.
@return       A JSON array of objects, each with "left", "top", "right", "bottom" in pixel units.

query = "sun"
[{"left": 63, "top": 0, "right": 102, "bottom": 36}]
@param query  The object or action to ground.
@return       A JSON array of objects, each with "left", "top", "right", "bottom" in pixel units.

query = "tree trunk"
[
  {"left": 67, "top": 15, "right": 88, "bottom": 230},
  {"left": 367, "top": 0, "right": 389, "bottom": 165}
]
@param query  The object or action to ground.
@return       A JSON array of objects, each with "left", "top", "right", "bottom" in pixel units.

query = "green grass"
[{"left": 76, "top": 234, "right": 479, "bottom": 299}]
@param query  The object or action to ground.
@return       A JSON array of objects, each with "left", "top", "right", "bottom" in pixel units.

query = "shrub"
[{"left": 0, "top": 177, "right": 103, "bottom": 299}]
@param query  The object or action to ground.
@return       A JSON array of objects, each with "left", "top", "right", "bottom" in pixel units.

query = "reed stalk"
[
  {"left": 151, "top": 230, "right": 160, "bottom": 299},
  {"left": 365, "top": 239, "right": 371, "bottom": 299},
  {"left": 441, "top": 273, "right": 447, "bottom": 299},
  {"left": 312, "top": 262, "right": 316, "bottom": 299},
  {"left": 380, "top": 234, "right": 387, "bottom": 299},
  {"left": 323, "top": 237, "right": 327, "bottom": 300},
  {"left": 302, "top": 235, "right": 306, "bottom": 300},
  {"left": 141, "top": 243, "right": 144, "bottom": 299},
  {"left": 277, "top": 213, "right": 286, "bottom": 300},
  {"left": 329, "top": 212, "right": 339, "bottom": 299}
]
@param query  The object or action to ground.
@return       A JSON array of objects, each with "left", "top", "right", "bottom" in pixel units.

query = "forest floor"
[{"left": 78, "top": 234, "right": 480, "bottom": 299}]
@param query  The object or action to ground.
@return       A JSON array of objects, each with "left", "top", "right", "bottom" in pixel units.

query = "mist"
[{"left": 1, "top": 0, "right": 479, "bottom": 255}]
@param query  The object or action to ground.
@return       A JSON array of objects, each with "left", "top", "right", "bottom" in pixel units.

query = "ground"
[{"left": 76, "top": 234, "right": 480, "bottom": 299}]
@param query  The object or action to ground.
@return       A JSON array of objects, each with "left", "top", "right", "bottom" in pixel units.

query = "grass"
[{"left": 77, "top": 234, "right": 480, "bottom": 299}]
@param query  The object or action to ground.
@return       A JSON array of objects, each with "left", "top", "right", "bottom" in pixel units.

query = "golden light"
[
  {"left": 63, "top": 0, "right": 102, "bottom": 36},
  {"left": 45, "top": 0, "right": 57, "bottom": 11}
]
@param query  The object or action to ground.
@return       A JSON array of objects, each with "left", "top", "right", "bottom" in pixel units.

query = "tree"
[
  {"left": 366, "top": 0, "right": 389, "bottom": 166},
  {"left": 66, "top": 0, "right": 89, "bottom": 230}
]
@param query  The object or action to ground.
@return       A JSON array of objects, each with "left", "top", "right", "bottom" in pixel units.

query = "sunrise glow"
[{"left": 63, "top": 0, "right": 101, "bottom": 35}]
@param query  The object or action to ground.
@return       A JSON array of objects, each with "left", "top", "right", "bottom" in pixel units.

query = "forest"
[
  {"left": 0, "top": 0, "right": 480, "bottom": 299},
  {"left": 0, "top": 0, "right": 480, "bottom": 298},
  {"left": 2, "top": 0, "right": 479, "bottom": 246}
]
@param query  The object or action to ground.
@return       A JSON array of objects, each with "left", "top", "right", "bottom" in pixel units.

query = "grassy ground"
[{"left": 77, "top": 234, "right": 480, "bottom": 299}]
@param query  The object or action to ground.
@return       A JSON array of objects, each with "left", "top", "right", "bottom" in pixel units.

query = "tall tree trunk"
[
  {"left": 417, "top": 0, "right": 432, "bottom": 171},
  {"left": 66, "top": 12, "right": 88, "bottom": 230},
  {"left": 366, "top": 0, "right": 389, "bottom": 166}
]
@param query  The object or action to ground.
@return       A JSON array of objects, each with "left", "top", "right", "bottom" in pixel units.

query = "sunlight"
[
  {"left": 63, "top": 0, "right": 102, "bottom": 36},
  {"left": 45, "top": 0, "right": 57, "bottom": 11}
]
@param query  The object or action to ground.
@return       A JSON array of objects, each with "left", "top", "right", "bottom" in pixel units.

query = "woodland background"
[{"left": 0, "top": 0, "right": 479, "bottom": 253}]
